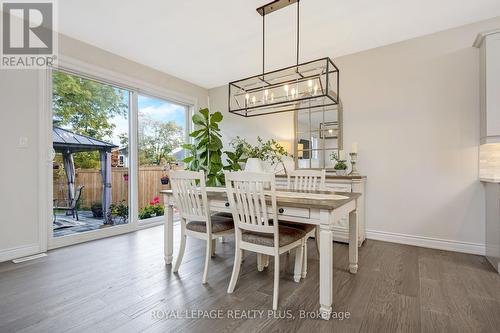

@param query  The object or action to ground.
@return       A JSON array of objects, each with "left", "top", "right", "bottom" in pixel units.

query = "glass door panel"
[
  {"left": 52, "top": 70, "right": 130, "bottom": 237},
  {"left": 137, "top": 94, "right": 187, "bottom": 223}
]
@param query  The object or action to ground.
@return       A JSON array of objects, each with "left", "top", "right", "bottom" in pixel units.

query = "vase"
[
  {"left": 245, "top": 158, "right": 264, "bottom": 172},
  {"left": 335, "top": 169, "right": 347, "bottom": 176}
]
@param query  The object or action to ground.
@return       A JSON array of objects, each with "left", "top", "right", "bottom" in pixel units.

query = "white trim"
[
  {"left": 38, "top": 68, "right": 52, "bottom": 254},
  {"left": 137, "top": 220, "right": 164, "bottom": 230},
  {"left": 12, "top": 253, "right": 48, "bottom": 264},
  {"left": 0, "top": 244, "right": 42, "bottom": 263},
  {"left": 129, "top": 91, "right": 139, "bottom": 230},
  {"left": 473, "top": 28, "right": 500, "bottom": 48},
  {"left": 366, "top": 229, "right": 486, "bottom": 255},
  {"left": 49, "top": 224, "right": 134, "bottom": 250}
]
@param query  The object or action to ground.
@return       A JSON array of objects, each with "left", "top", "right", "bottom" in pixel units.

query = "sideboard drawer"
[
  {"left": 278, "top": 206, "right": 310, "bottom": 219},
  {"left": 325, "top": 183, "right": 352, "bottom": 192}
]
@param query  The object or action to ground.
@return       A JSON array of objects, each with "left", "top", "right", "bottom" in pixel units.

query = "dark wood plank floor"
[{"left": 1, "top": 224, "right": 499, "bottom": 333}]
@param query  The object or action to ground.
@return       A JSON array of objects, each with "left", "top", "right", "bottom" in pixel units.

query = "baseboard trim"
[
  {"left": 0, "top": 243, "right": 41, "bottom": 263},
  {"left": 366, "top": 229, "right": 485, "bottom": 255}
]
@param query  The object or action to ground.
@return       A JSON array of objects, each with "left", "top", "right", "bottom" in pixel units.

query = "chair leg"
[
  {"left": 302, "top": 238, "right": 308, "bottom": 279},
  {"left": 264, "top": 255, "right": 269, "bottom": 268},
  {"left": 227, "top": 248, "right": 242, "bottom": 293},
  {"left": 257, "top": 254, "right": 264, "bottom": 272},
  {"left": 315, "top": 227, "right": 320, "bottom": 257},
  {"left": 202, "top": 239, "right": 212, "bottom": 284},
  {"left": 173, "top": 225, "right": 187, "bottom": 273},
  {"left": 273, "top": 254, "right": 280, "bottom": 310},
  {"left": 211, "top": 239, "right": 216, "bottom": 257},
  {"left": 294, "top": 241, "right": 304, "bottom": 283}
]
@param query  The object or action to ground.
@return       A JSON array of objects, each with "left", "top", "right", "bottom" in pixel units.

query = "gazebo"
[{"left": 53, "top": 127, "right": 118, "bottom": 223}]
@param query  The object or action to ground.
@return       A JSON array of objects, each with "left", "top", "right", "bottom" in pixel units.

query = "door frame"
[{"left": 40, "top": 55, "right": 198, "bottom": 250}]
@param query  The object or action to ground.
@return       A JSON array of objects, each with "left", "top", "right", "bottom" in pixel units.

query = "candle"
[
  {"left": 351, "top": 142, "right": 358, "bottom": 154},
  {"left": 339, "top": 150, "right": 345, "bottom": 160}
]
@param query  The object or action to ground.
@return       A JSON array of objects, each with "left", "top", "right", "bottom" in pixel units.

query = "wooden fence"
[{"left": 53, "top": 166, "right": 170, "bottom": 210}]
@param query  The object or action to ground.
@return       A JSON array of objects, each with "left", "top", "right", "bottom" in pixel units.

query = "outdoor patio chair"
[{"left": 53, "top": 185, "right": 85, "bottom": 222}]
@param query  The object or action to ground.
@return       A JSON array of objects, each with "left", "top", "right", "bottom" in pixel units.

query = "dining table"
[{"left": 160, "top": 187, "right": 362, "bottom": 320}]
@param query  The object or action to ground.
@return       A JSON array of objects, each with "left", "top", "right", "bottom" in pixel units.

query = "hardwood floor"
[{"left": 1, "top": 224, "right": 499, "bottom": 333}]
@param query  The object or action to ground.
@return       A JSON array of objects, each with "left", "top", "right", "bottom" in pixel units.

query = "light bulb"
[
  {"left": 252, "top": 96, "right": 256, "bottom": 105},
  {"left": 313, "top": 84, "right": 318, "bottom": 95},
  {"left": 270, "top": 93, "right": 274, "bottom": 102},
  {"left": 308, "top": 80, "right": 313, "bottom": 87},
  {"left": 245, "top": 93, "right": 250, "bottom": 101},
  {"left": 291, "top": 88, "right": 296, "bottom": 98},
  {"left": 264, "top": 89, "right": 269, "bottom": 96},
  {"left": 284, "top": 84, "right": 289, "bottom": 93}
]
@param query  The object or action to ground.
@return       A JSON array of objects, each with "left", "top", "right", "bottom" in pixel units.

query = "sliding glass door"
[
  {"left": 49, "top": 67, "right": 192, "bottom": 247},
  {"left": 137, "top": 94, "right": 188, "bottom": 224}
]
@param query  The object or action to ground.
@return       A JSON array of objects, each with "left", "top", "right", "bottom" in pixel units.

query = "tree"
[
  {"left": 52, "top": 71, "right": 128, "bottom": 169},
  {"left": 53, "top": 71, "right": 128, "bottom": 139},
  {"left": 138, "top": 115, "right": 184, "bottom": 166}
]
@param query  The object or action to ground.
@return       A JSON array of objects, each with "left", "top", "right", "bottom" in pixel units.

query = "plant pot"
[
  {"left": 245, "top": 158, "right": 264, "bottom": 173},
  {"left": 335, "top": 169, "right": 347, "bottom": 176},
  {"left": 91, "top": 207, "right": 103, "bottom": 218},
  {"left": 123, "top": 174, "right": 129, "bottom": 181},
  {"left": 160, "top": 178, "right": 169, "bottom": 185}
]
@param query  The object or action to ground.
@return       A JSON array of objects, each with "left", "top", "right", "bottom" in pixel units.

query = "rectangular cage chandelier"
[{"left": 228, "top": 0, "right": 340, "bottom": 117}]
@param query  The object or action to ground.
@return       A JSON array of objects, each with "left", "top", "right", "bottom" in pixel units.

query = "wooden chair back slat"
[
  {"left": 287, "top": 169, "right": 326, "bottom": 191},
  {"left": 225, "top": 172, "right": 277, "bottom": 234},
  {"left": 170, "top": 170, "right": 209, "bottom": 224}
]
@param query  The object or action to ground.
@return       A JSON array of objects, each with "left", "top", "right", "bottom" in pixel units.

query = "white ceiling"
[{"left": 58, "top": 0, "right": 500, "bottom": 89}]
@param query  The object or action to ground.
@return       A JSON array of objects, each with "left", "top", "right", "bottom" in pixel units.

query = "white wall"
[
  {"left": 0, "top": 70, "right": 43, "bottom": 261},
  {"left": 0, "top": 34, "right": 209, "bottom": 262},
  {"left": 210, "top": 17, "right": 500, "bottom": 254}
]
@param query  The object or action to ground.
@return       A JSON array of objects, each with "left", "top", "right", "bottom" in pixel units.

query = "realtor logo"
[{"left": 1, "top": 0, "right": 57, "bottom": 69}]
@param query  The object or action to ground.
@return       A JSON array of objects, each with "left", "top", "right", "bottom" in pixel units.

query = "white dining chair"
[
  {"left": 284, "top": 169, "right": 326, "bottom": 278},
  {"left": 170, "top": 170, "right": 234, "bottom": 284},
  {"left": 225, "top": 171, "right": 307, "bottom": 310}
]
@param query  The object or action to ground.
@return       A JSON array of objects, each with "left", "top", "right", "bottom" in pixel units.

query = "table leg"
[
  {"left": 319, "top": 210, "right": 334, "bottom": 320},
  {"left": 349, "top": 209, "right": 358, "bottom": 274},
  {"left": 164, "top": 196, "right": 173, "bottom": 265}
]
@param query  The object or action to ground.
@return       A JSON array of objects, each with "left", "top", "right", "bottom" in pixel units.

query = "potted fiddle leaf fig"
[{"left": 182, "top": 108, "right": 225, "bottom": 186}]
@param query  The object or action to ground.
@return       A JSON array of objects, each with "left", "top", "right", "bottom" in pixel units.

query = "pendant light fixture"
[{"left": 228, "top": 0, "right": 339, "bottom": 117}]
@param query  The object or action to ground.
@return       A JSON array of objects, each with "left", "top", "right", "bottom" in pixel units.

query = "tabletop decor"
[
  {"left": 349, "top": 142, "right": 360, "bottom": 176},
  {"left": 331, "top": 150, "right": 348, "bottom": 176}
]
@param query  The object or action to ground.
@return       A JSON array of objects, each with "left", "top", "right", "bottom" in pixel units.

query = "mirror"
[{"left": 294, "top": 102, "right": 343, "bottom": 170}]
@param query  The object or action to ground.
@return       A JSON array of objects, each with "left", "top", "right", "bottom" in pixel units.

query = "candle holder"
[{"left": 349, "top": 152, "right": 359, "bottom": 176}]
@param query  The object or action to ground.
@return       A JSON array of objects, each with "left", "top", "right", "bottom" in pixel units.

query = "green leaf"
[
  {"left": 208, "top": 140, "right": 222, "bottom": 151},
  {"left": 210, "top": 111, "right": 223, "bottom": 123},
  {"left": 192, "top": 113, "right": 206, "bottom": 126},
  {"left": 183, "top": 156, "right": 194, "bottom": 163},
  {"left": 189, "top": 129, "right": 204, "bottom": 137},
  {"left": 199, "top": 108, "right": 209, "bottom": 119}
]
